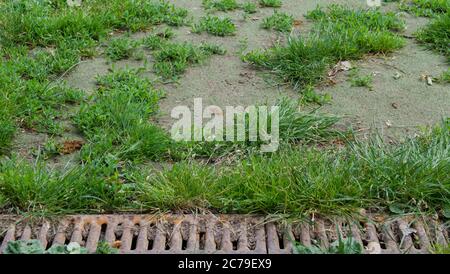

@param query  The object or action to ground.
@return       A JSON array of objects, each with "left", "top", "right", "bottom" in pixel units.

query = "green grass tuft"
[
  {"left": 262, "top": 11, "right": 294, "bottom": 32},
  {"left": 105, "top": 36, "right": 139, "bottom": 61},
  {"left": 259, "top": 0, "right": 283, "bottom": 8},
  {"left": 242, "top": 2, "right": 258, "bottom": 13},
  {"left": 192, "top": 16, "right": 237, "bottom": 36},
  {"left": 243, "top": 5, "right": 405, "bottom": 91},
  {"left": 415, "top": 12, "right": 450, "bottom": 61},
  {"left": 203, "top": 0, "right": 240, "bottom": 11}
]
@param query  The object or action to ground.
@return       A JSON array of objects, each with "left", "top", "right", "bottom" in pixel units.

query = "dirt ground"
[{"left": 13, "top": 0, "right": 450, "bottom": 160}]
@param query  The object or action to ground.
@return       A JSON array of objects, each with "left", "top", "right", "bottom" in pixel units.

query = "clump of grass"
[
  {"left": 436, "top": 68, "right": 450, "bottom": 83},
  {"left": 262, "top": 11, "right": 294, "bottom": 32},
  {"left": 259, "top": 0, "right": 282, "bottom": 8},
  {"left": 105, "top": 37, "right": 139, "bottom": 61},
  {"left": 415, "top": 13, "right": 450, "bottom": 60},
  {"left": 203, "top": 0, "right": 240, "bottom": 11},
  {"left": 75, "top": 68, "right": 172, "bottom": 161},
  {"left": 192, "top": 16, "right": 237, "bottom": 36},
  {"left": 400, "top": 0, "right": 449, "bottom": 17},
  {"left": 242, "top": 2, "right": 258, "bottom": 13},
  {"left": 152, "top": 42, "right": 226, "bottom": 79},
  {"left": 142, "top": 28, "right": 175, "bottom": 50},
  {"left": 1, "top": 120, "right": 449, "bottom": 216},
  {"left": 243, "top": 5, "right": 405, "bottom": 91},
  {"left": 0, "top": 0, "right": 189, "bottom": 155},
  {"left": 349, "top": 70, "right": 374, "bottom": 90},
  {"left": 176, "top": 97, "right": 342, "bottom": 159}
]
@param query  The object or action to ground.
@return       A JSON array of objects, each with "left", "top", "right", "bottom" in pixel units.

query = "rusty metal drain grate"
[{"left": 0, "top": 214, "right": 448, "bottom": 254}]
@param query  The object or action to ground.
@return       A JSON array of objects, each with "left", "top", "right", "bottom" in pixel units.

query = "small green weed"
[
  {"left": 203, "top": 0, "right": 240, "bottom": 11},
  {"left": 106, "top": 36, "right": 140, "bottom": 61},
  {"left": 243, "top": 5, "right": 405, "bottom": 90},
  {"left": 153, "top": 42, "right": 226, "bottom": 79},
  {"left": 262, "top": 11, "right": 294, "bottom": 32},
  {"left": 415, "top": 12, "right": 450, "bottom": 60},
  {"left": 259, "top": 0, "right": 282, "bottom": 8},
  {"left": 242, "top": 2, "right": 258, "bottom": 13},
  {"left": 4, "top": 240, "right": 118, "bottom": 254},
  {"left": 400, "top": 0, "right": 449, "bottom": 17},
  {"left": 349, "top": 70, "right": 374, "bottom": 90},
  {"left": 294, "top": 233, "right": 362, "bottom": 254},
  {"left": 192, "top": 16, "right": 237, "bottom": 36}
]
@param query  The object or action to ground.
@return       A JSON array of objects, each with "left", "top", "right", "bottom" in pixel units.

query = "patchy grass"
[
  {"left": 0, "top": 0, "right": 189, "bottom": 156},
  {"left": 142, "top": 28, "right": 176, "bottom": 50},
  {"left": 299, "top": 85, "right": 332, "bottom": 106},
  {"left": 203, "top": 0, "right": 240, "bottom": 11},
  {"left": 75, "top": 68, "right": 172, "bottom": 162},
  {"left": 400, "top": 0, "right": 449, "bottom": 17},
  {"left": 178, "top": 97, "right": 342, "bottom": 159},
  {"left": 259, "top": 0, "right": 283, "bottom": 8},
  {"left": 192, "top": 16, "right": 237, "bottom": 36},
  {"left": 262, "top": 11, "right": 294, "bottom": 32},
  {"left": 243, "top": 5, "right": 405, "bottom": 91},
  {"left": 349, "top": 70, "right": 374, "bottom": 90},
  {"left": 1, "top": 117, "right": 448, "bottom": 216},
  {"left": 153, "top": 42, "right": 226, "bottom": 79},
  {"left": 242, "top": 2, "right": 258, "bottom": 13},
  {"left": 415, "top": 12, "right": 450, "bottom": 61},
  {"left": 105, "top": 36, "right": 139, "bottom": 61}
]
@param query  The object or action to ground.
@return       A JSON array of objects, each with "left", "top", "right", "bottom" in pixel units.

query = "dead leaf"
[
  {"left": 293, "top": 19, "right": 303, "bottom": 26},
  {"left": 60, "top": 140, "right": 84, "bottom": 155}
]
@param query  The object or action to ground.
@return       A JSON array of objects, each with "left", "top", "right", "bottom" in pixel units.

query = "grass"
[
  {"left": 262, "top": 11, "right": 294, "bottom": 32},
  {"left": 243, "top": 5, "right": 405, "bottom": 91},
  {"left": 75, "top": 68, "right": 172, "bottom": 162},
  {"left": 203, "top": 0, "right": 240, "bottom": 11},
  {"left": 192, "top": 16, "right": 237, "bottom": 36},
  {"left": 178, "top": 97, "right": 342, "bottom": 159},
  {"left": 415, "top": 12, "right": 450, "bottom": 61},
  {"left": 299, "top": 85, "right": 332, "bottom": 106},
  {"left": 105, "top": 36, "right": 139, "bottom": 61},
  {"left": 0, "top": 1, "right": 448, "bottom": 221},
  {"left": 349, "top": 70, "right": 374, "bottom": 90},
  {"left": 259, "top": 0, "right": 283, "bottom": 8},
  {"left": 242, "top": 2, "right": 258, "bottom": 13},
  {"left": 400, "top": 0, "right": 449, "bottom": 17},
  {"left": 2, "top": 119, "right": 447, "bottom": 216},
  {"left": 0, "top": 0, "right": 189, "bottom": 156},
  {"left": 152, "top": 42, "right": 226, "bottom": 79}
]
